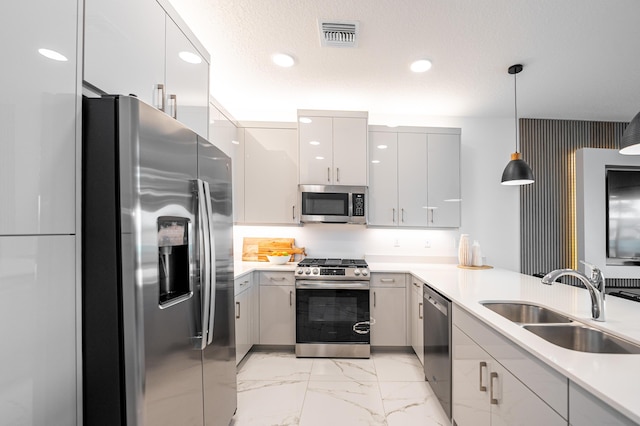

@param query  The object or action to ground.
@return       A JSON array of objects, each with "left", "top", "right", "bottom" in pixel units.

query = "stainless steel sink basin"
[
  {"left": 523, "top": 324, "right": 640, "bottom": 354},
  {"left": 481, "top": 302, "right": 573, "bottom": 324}
]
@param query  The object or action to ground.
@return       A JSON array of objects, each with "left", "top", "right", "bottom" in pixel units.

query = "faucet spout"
[{"left": 541, "top": 263, "right": 605, "bottom": 322}]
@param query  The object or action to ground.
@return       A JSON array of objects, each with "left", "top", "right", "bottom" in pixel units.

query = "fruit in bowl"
[{"left": 267, "top": 252, "right": 290, "bottom": 264}]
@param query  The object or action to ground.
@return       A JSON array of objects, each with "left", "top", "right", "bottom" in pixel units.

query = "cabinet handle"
[
  {"left": 392, "top": 208, "right": 396, "bottom": 223},
  {"left": 327, "top": 167, "right": 331, "bottom": 182},
  {"left": 380, "top": 278, "right": 395, "bottom": 283},
  {"left": 168, "top": 94, "right": 177, "bottom": 119},
  {"left": 490, "top": 372, "right": 499, "bottom": 405},
  {"left": 479, "top": 361, "right": 487, "bottom": 391},
  {"left": 430, "top": 209, "right": 435, "bottom": 224},
  {"left": 419, "top": 302, "right": 423, "bottom": 319},
  {"left": 156, "top": 83, "right": 165, "bottom": 111},
  {"left": 235, "top": 301, "right": 240, "bottom": 319},
  {"left": 373, "top": 291, "right": 377, "bottom": 307},
  {"left": 292, "top": 205, "right": 295, "bottom": 220},
  {"left": 289, "top": 290, "right": 293, "bottom": 306},
  {"left": 240, "top": 280, "right": 248, "bottom": 287},
  {"left": 269, "top": 276, "right": 287, "bottom": 281},
  {"left": 336, "top": 167, "right": 340, "bottom": 182},
  {"left": 413, "top": 282, "right": 419, "bottom": 288},
  {"left": 401, "top": 208, "right": 405, "bottom": 223}
]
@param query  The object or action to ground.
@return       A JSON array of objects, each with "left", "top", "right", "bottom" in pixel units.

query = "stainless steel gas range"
[{"left": 295, "top": 258, "right": 371, "bottom": 358}]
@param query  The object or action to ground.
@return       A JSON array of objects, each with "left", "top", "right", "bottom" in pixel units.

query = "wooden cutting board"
[{"left": 242, "top": 237, "right": 306, "bottom": 262}]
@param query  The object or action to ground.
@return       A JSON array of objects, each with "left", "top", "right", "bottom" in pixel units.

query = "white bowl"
[{"left": 267, "top": 255, "right": 290, "bottom": 265}]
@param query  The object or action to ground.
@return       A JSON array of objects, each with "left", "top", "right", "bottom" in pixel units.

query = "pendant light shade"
[
  {"left": 619, "top": 111, "right": 640, "bottom": 155},
  {"left": 501, "top": 64, "right": 534, "bottom": 186}
]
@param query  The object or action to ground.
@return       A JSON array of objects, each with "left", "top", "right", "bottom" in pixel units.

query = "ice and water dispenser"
[{"left": 158, "top": 217, "right": 191, "bottom": 305}]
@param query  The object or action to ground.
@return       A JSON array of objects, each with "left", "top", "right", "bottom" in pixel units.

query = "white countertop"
[{"left": 234, "top": 261, "right": 640, "bottom": 422}]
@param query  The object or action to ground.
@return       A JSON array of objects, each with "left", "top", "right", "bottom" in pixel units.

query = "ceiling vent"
[{"left": 318, "top": 20, "right": 359, "bottom": 48}]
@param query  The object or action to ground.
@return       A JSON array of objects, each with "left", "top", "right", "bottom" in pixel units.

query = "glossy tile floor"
[{"left": 230, "top": 350, "right": 451, "bottom": 426}]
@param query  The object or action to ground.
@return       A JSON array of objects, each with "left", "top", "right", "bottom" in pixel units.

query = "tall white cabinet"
[
  {"left": 1, "top": 0, "right": 81, "bottom": 424},
  {"left": 298, "top": 110, "right": 368, "bottom": 186},
  {"left": 368, "top": 126, "right": 461, "bottom": 228},
  {"left": 84, "top": 0, "right": 210, "bottom": 136}
]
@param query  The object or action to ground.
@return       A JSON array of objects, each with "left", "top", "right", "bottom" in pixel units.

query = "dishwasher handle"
[{"left": 423, "top": 285, "right": 449, "bottom": 317}]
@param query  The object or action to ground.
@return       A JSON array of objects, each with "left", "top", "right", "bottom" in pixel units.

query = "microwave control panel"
[{"left": 352, "top": 194, "right": 365, "bottom": 217}]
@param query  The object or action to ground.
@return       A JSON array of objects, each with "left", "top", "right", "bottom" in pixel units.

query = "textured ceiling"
[{"left": 168, "top": 0, "right": 640, "bottom": 124}]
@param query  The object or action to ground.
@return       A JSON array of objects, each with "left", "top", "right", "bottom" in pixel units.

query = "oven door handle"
[
  {"left": 353, "top": 321, "right": 371, "bottom": 334},
  {"left": 295, "top": 280, "right": 370, "bottom": 290}
]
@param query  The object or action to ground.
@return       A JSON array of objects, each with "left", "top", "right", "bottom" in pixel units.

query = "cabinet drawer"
[
  {"left": 259, "top": 271, "right": 295, "bottom": 286},
  {"left": 234, "top": 274, "right": 252, "bottom": 296},
  {"left": 371, "top": 273, "right": 406, "bottom": 288},
  {"left": 453, "top": 305, "right": 568, "bottom": 420}
]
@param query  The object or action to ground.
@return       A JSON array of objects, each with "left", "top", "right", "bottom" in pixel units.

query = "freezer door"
[
  {"left": 198, "top": 136, "right": 238, "bottom": 425},
  {"left": 121, "top": 97, "right": 205, "bottom": 426}
]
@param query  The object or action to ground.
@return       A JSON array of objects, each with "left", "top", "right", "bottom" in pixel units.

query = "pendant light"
[
  {"left": 619, "top": 111, "right": 640, "bottom": 155},
  {"left": 501, "top": 64, "right": 534, "bottom": 185}
]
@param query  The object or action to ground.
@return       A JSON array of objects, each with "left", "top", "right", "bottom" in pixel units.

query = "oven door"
[{"left": 296, "top": 281, "right": 370, "bottom": 344}]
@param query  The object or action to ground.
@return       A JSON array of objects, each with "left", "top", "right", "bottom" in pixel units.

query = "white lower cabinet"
[
  {"left": 259, "top": 272, "right": 295, "bottom": 345},
  {"left": 568, "top": 381, "right": 637, "bottom": 425},
  {"left": 234, "top": 273, "right": 255, "bottom": 365},
  {"left": 0, "top": 236, "right": 77, "bottom": 425},
  {"left": 410, "top": 277, "right": 424, "bottom": 364},
  {"left": 370, "top": 273, "right": 407, "bottom": 346},
  {"left": 452, "top": 306, "right": 567, "bottom": 426}
]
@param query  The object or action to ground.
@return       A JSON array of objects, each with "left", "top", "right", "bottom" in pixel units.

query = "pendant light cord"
[{"left": 514, "top": 71, "right": 519, "bottom": 153}]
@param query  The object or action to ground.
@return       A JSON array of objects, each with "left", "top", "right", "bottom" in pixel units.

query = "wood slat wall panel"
[{"left": 519, "top": 119, "right": 639, "bottom": 288}]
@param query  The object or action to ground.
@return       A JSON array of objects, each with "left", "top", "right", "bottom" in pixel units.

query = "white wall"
[
  {"left": 576, "top": 148, "right": 640, "bottom": 278},
  {"left": 233, "top": 115, "right": 521, "bottom": 271}
]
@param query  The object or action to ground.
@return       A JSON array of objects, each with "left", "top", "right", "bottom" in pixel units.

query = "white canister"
[
  {"left": 472, "top": 240, "right": 483, "bottom": 267},
  {"left": 458, "top": 234, "right": 471, "bottom": 266}
]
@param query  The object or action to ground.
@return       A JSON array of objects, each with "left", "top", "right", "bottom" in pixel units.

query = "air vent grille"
[{"left": 319, "top": 20, "right": 359, "bottom": 48}]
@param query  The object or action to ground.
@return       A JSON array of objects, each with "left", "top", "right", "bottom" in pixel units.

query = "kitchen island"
[{"left": 234, "top": 261, "right": 640, "bottom": 424}]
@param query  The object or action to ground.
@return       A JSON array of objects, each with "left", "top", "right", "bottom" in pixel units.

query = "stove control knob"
[
  {"left": 305, "top": 268, "right": 311, "bottom": 275},
  {"left": 353, "top": 268, "right": 361, "bottom": 276},
  {"left": 361, "top": 269, "right": 369, "bottom": 276},
  {"left": 312, "top": 268, "right": 319, "bottom": 275},
  {"left": 296, "top": 268, "right": 304, "bottom": 275}
]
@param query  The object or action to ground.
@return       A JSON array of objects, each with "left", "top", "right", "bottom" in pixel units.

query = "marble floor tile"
[
  {"left": 299, "top": 381, "right": 386, "bottom": 426},
  {"left": 309, "top": 358, "right": 377, "bottom": 382},
  {"left": 230, "top": 380, "right": 308, "bottom": 426},
  {"left": 379, "top": 381, "right": 450, "bottom": 426},
  {"left": 237, "top": 351, "right": 313, "bottom": 381},
  {"left": 372, "top": 352, "right": 426, "bottom": 382}
]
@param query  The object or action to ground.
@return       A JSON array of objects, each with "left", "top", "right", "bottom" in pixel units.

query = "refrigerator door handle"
[
  {"left": 197, "top": 179, "right": 212, "bottom": 350},
  {"left": 202, "top": 180, "right": 217, "bottom": 346}
]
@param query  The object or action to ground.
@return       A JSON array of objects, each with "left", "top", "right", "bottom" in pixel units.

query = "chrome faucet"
[{"left": 541, "top": 261, "right": 605, "bottom": 322}]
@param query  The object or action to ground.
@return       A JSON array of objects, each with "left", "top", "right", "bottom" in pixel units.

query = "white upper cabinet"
[
  {"left": 243, "top": 127, "right": 298, "bottom": 224},
  {"left": 0, "top": 0, "right": 78, "bottom": 235},
  {"left": 298, "top": 111, "right": 368, "bottom": 186},
  {"left": 164, "top": 16, "right": 209, "bottom": 137},
  {"left": 84, "top": 0, "right": 210, "bottom": 135},
  {"left": 368, "top": 126, "right": 461, "bottom": 228}
]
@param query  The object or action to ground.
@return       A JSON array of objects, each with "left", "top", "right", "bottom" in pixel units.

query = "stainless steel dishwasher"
[{"left": 423, "top": 283, "right": 452, "bottom": 419}]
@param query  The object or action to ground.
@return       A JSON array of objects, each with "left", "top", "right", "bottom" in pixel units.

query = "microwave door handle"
[
  {"left": 196, "top": 179, "right": 211, "bottom": 350},
  {"left": 203, "top": 180, "right": 217, "bottom": 346}
]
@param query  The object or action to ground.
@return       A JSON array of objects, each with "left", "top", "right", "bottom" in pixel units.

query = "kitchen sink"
[
  {"left": 523, "top": 324, "right": 640, "bottom": 354},
  {"left": 481, "top": 302, "right": 573, "bottom": 324}
]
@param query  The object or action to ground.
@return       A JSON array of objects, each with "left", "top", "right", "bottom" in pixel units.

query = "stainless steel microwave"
[{"left": 299, "top": 185, "right": 367, "bottom": 224}]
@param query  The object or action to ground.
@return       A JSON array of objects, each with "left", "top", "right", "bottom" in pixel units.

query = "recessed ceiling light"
[
  {"left": 315, "top": 156, "right": 324, "bottom": 160},
  {"left": 272, "top": 53, "right": 295, "bottom": 67},
  {"left": 410, "top": 59, "right": 432, "bottom": 73},
  {"left": 231, "top": 140, "right": 240, "bottom": 145},
  {"left": 38, "top": 48, "right": 68, "bottom": 62},
  {"left": 179, "top": 51, "right": 202, "bottom": 64},
  {"left": 377, "top": 145, "right": 388, "bottom": 149},
  {"left": 309, "top": 141, "right": 320, "bottom": 145},
  {"left": 299, "top": 117, "right": 312, "bottom": 124},
  {"left": 386, "top": 124, "right": 398, "bottom": 128},
  {"left": 371, "top": 160, "right": 380, "bottom": 164}
]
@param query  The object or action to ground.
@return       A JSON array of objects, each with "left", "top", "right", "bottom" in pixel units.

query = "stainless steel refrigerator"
[{"left": 82, "top": 95, "right": 237, "bottom": 425}]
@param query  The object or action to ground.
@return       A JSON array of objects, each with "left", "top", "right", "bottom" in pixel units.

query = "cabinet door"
[
  {"left": 427, "top": 134, "right": 461, "bottom": 228},
  {"left": 398, "top": 133, "right": 428, "bottom": 227},
  {"left": 244, "top": 128, "right": 298, "bottom": 224},
  {"left": 259, "top": 285, "right": 295, "bottom": 345},
  {"left": 491, "top": 362, "right": 566, "bottom": 426},
  {"left": 410, "top": 280, "right": 424, "bottom": 364},
  {"left": 165, "top": 16, "right": 209, "bottom": 137},
  {"left": 1, "top": 0, "right": 77, "bottom": 235},
  {"left": 370, "top": 287, "right": 406, "bottom": 346},
  {"left": 299, "top": 116, "right": 333, "bottom": 184},
  {"left": 84, "top": 0, "right": 165, "bottom": 106},
  {"left": 452, "top": 325, "right": 491, "bottom": 426},
  {"left": 333, "top": 117, "right": 368, "bottom": 186},
  {"left": 368, "top": 132, "right": 398, "bottom": 226},
  {"left": 0, "top": 236, "right": 76, "bottom": 425},
  {"left": 235, "top": 286, "right": 250, "bottom": 365},
  {"left": 569, "top": 381, "right": 636, "bottom": 426}
]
